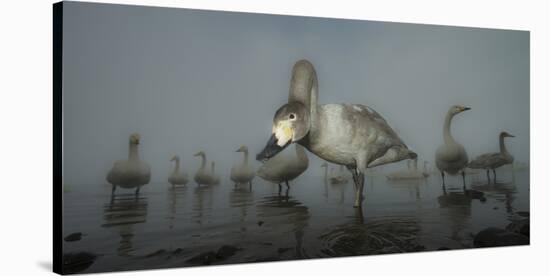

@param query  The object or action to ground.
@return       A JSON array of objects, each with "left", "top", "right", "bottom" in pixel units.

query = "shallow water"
[{"left": 62, "top": 169, "right": 529, "bottom": 273}]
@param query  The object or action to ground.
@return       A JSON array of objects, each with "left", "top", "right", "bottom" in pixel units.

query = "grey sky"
[{"left": 62, "top": 2, "right": 529, "bottom": 186}]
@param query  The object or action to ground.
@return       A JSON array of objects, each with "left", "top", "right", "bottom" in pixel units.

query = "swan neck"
[
  {"left": 173, "top": 159, "right": 180, "bottom": 173},
  {"left": 443, "top": 111, "right": 456, "bottom": 144},
  {"left": 242, "top": 150, "right": 249, "bottom": 165},
  {"left": 288, "top": 61, "right": 319, "bottom": 130},
  {"left": 211, "top": 162, "right": 215, "bottom": 173},
  {"left": 129, "top": 143, "right": 139, "bottom": 160},
  {"left": 200, "top": 155, "right": 206, "bottom": 170},
  {"left": 499, "top": 135, "right": 509, "bottom": 154},
  {"left": 323, "top": 166, "right": 328, "bottom": 181}
]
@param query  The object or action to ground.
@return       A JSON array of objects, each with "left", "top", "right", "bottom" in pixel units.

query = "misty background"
[{"left": 62, "top": 2, "right": 529, "bottom": 188}]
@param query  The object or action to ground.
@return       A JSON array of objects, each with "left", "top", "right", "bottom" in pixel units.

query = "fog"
[{"left": 62, "top": 2, "right": 529, "bottom": 187}]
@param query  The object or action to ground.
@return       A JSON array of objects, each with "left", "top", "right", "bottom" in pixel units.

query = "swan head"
[
  {"left": 500, "top": 131, "right": 515, "bottom": 138},
  {"left": 129, "top": 133, "right": 141, "bottom": 145},
  {"left": 256, "top": 102, "right": 310, "bottom": 161},
  {"left": 194, "top": 151, "right": 205, "bottom": 157},
  {"left": 236, "top": 145, "right": 248, "bottom": 153},
  {"left": 170, "top": 155, "right": 179, "bottom": 162},
  {"left": 450, "top": 105, "right": 471, "bottom": 115}
]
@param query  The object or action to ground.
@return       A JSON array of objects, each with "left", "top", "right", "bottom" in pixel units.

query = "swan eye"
[{"left": 289, "top": 113, "right": 296, "bottom": 120}]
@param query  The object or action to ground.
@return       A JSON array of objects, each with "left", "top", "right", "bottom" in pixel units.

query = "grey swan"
[
  {"left": 468, "top": 131, "right": 515, "bottom": 182},
  {"left": 256, "top": 60, "right": 416, "bottom": 207}
]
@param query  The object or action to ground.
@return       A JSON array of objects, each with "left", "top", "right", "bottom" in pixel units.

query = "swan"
[
  {"left": 386, "top": 158, "right": 427, "bottom": 180},
  {"left": 230, "top": 145, "right": 256, "bottom": 187},
  {"left": 256, "top": 60, "right": 417, "bottom": 207},
  {"left": 257, "top": 144, "right": 309, "bottom": 190},
  {"left": 211, "top": 161, "right": 220, "bottom": 184},
  {"left": 435, "top": 105, "right": 471, "bottom": 186},
  {"left": 321, "top": 163, "right": 348, "bottom": 184},
  {"left": 168, "top": 155, "right": 188, "bottom": 186},
  {"left": 193, "top": 151, "right": 214, "bottom": 185},
  {"left": 106, "top": 133, "right": 151, "bottom": 195},
  {"left": 468, "top": 131, "right": 515, "bottom": 182}
]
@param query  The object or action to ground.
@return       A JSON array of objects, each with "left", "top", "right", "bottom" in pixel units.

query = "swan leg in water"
[
  {"left": 493, "top": 169, "right": 497, "bottom": 183},
  {"left": 249, "top": 181, "right": 252, "bottom": 191},
  {"left": 349, "top": 169, "right": 365, "bottom": 208},
  {"left": 135, "top": 187, "right": 140, "bottom": 195},
  {"left": 111, "top": 185, "right": 116, "bottom": 196},
  {"left": 440, "top": 171, "right": 446, "bottom": 186},
  {"left": 486, "top": 170, "right": 491, "bottom": 183}
]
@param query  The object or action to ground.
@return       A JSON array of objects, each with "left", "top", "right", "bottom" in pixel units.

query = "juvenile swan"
[
  {"left": 256, "top": 60, "right": 416, "bottom": 207},
  {"left": 107, "top": 133, "right": 151, "bottom": 195},
  {"left": 193, "top": 151, "right": 214, "bottom": 185},
  {"left": 468, "top": 131, "right": 515, "bottom": 182},
  {"left": 435, "top": 105, "right": 471, "bottom": 186},
  {"left": 168, "top": 155, "right": 188, "bottom": 186},
  {"left": 257, "top": 144, "right": 309, "bottom": 189},
  {"left": 230, "top": 145, "right": 256, "bottom": 187}
]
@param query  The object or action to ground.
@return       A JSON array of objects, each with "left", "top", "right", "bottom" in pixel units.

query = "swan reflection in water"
[
  {"left": 192, "top": 185, "right": 214, "bottom": 225},
  {"left": 102, "top": 193, "right": 148, "bottom": 257},
  {"left": 229, "top": 185, "right": 255, "bottom": 233},
  {"left": 319, "top": 207, "right": 422, "bottom": 256},
  {"left": 167, "top": 185, "right": 188, "bottom": 230},
  {"left": 470, "top": 176, "right": 518, "bottom": 215},
  {"left": 256, "top": 192, "right": 310, "bottom": 259}
]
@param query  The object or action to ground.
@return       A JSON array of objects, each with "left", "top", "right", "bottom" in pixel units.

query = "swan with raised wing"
[
  {"left": 256, "top": 60, "right": 417, "bottom": 207},
  {"left": 435, "top": 105, "right": 471, "bottom": 186},
  {"left": 107, "top": 133, "right": 151, "bottom": 195},
  {"left": 168, "top": 155, "right": 188, "bottom": 186},
  {"left": 230, "top": 145, "right": 255, "bottom": 187},
  {"left": 468, "top": 131, "right": 515, "bottom": 182},
  {"left": 257, "top": 144, "right": 309, "bottom": 190}
]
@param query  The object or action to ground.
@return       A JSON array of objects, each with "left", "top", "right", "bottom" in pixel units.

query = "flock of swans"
[{"left": 106, "top": 59, "right": 516, "bottom": 208}]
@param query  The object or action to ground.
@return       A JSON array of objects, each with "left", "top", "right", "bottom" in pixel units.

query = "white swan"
[
  {"left": 230, "top": 145, "right": 256, "bottom": 187},
  {"left": 257, "top": 60, "right": 417, "bottom": 207},
  {"left": 193, "top": 151, "right": 214, "bottom": 185},
  {"left": 168, "top": 155, "right": 188, "bottom": 186},
  {"left": 468, "top": 131, "right": 515, "bottom": 182},
  {"left": 211, "top": 161, "right": 220, "bottom": 185},
  {"left": 386, "top": 158, "right": 428, "bottom": 180},
  {"left": 257, "top": 144, "right": 309, "bottom": 189},
  {"left": 106, "top": 133, "right": 151, "bottom": 195},
  {"left": 435, "top": 105, "right": 471, "bottom": 186}
]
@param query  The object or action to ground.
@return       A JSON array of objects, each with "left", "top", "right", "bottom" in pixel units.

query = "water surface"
[{"left": 62, "top": 169, "right": 529, "bottom": 273}]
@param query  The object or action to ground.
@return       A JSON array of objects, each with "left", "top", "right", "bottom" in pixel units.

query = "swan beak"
[
  {"left": 273, "top": 121, "right": 293, "bottom": 147},
  {"left": 256, "top": 133, "right": 290, "bottom": 161},
  {"left": 509, "top": 134, "right": 515, "bottom": 138},
  {"left": 462, "top": 106, "right": 471, "bottom": 111}
]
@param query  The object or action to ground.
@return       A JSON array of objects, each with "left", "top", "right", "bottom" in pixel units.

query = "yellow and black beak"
[{"left": 256, "top": 133, "right": 291, "bottom": 161}]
